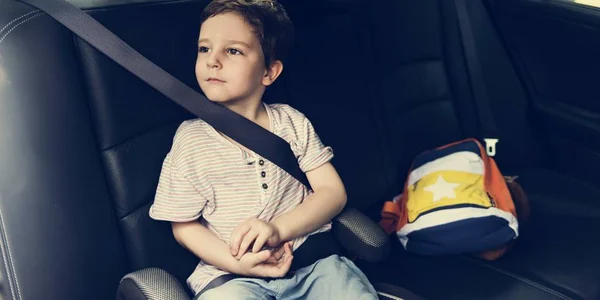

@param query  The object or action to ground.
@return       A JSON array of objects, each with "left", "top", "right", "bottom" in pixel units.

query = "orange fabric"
[
  {"left": 396, "top": 190, "right": 410, "bottom": 232},
  {"left": 436, "top": 138, "right": 474, "bottom": 151},
  {"left": 392, "top": 161, "right": 415, "bottom": 233},
  {"left": 507, "top": 180, "right": 530, "bottom": 222},
  {"left": 379, "top": 201, "right": 402, "bottom": 234},
  {"left": 475, "top": 141, "right": 517, "bottom": 217}
]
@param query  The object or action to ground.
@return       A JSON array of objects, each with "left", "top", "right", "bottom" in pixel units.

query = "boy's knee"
[
  {"left": 306, "top": 255, "right": 378, "bottom": 299},
  {"left": 315, "top": 254, "right": 353, "bottom": 272},
  {"left": 307, "top": 255, "right": 356, "bottom": 282}
]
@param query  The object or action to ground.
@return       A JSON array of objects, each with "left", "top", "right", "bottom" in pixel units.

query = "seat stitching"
[
  {"left": 0, "top": 209, "right": 20, "bottom": 300},
  {"left": 0, "top": 10, "right": 40, "bottom": 36},
  {"left": 0, "top": 12, "right": 45, "bottom": 44},
  {"left": 0, "top": 11, "right": 45, "bottom": 300}
]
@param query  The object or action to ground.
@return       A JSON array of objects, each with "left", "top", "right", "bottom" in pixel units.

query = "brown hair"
[{"left": 200, "top": 0, "right": 295, "bottom": 67}]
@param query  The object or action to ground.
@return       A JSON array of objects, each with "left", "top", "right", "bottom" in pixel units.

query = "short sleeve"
[
  {"left": 297, "top": 117, "right": 334, "bottom": 172},
  {"left": 149, "top": 122, "right": 212, "bottom": 222},
  {"left": 149, "top": 153, "right": 208, "bottom": 222}
]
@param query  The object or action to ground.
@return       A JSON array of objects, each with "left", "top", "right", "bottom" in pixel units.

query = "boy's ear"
[{"left": 262, "top": 60, "right": 284, "bottom": 86}]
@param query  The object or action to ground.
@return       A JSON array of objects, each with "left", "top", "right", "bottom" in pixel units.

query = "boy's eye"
[
  {"left": 227, "top": 48, "right": 243, "bottom": 55},
  {"left": 198, "top": 46, "right": 209, "bottom": 53}
]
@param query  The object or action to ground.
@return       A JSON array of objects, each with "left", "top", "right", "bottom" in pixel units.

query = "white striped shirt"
[{"left": 149, "top": 103, "right": 334, "bottom": 294}]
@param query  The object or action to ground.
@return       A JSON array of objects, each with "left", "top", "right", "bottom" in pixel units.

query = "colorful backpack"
[{"left": 379, "top": 138, "right": 528, "bottom": 260}]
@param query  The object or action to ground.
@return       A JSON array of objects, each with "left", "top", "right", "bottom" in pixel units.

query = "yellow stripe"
[{"left": 406, "top": 170, "right": 492, "bottom": 223}]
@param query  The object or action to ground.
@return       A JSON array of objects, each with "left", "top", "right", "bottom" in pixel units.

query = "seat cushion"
[
  {"left": 268, "top": 1, "right": 396, "bottom": 211},
  {"left": 499, "top": 168, "right": 600, "bottom": 299},
  {"left": 358, "top": 168, "right": 600, "bottom": 300},
  {"left": 74, "top": 1, "right": 206, "bottom": 290}
]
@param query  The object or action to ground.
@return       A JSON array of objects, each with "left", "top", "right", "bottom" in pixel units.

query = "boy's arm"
[
  {"left": 229, "top": 161, "right": 347, "bottom": 258},
  {"left": 172, "top": 221, "right": 241, "bottom": 273},
  {"left": 229, "top": 109, "right": 345, "bottom": 257},
  {"left": 172, "top": 220, "right": 294, "bottom": 278},
  {"left": 271, "top": 162, "right": 347, "bottom": 242}
]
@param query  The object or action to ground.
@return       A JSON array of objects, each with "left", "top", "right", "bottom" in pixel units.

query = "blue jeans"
[{"left": 197, "top": 255, "right": 378, "bottom": 300}]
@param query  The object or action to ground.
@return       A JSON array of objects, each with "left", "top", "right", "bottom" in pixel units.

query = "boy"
[{"left": 149, "top": 0, "right": 379, "bottom": 299}]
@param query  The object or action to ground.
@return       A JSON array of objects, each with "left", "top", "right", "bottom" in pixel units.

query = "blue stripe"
[
  {"left": 409, "top": 203, "right": 491, "bottom": 224},
  {"left": 412, "top": 140, "right": 481, "bottom": 170},
  {"left": 404, "top": 216, "right": 516, "bottom": 255}
]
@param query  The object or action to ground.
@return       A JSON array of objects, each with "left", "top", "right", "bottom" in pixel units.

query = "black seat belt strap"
[
  {"left": 18, "top": 0, "right": 311, "bottom": 188},
  {"left": 454, "top": 0, "right": 499, "bottom": 157}
]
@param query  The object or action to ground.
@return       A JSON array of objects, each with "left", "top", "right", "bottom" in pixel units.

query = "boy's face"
[{"left": 196, "top": 12, "right": 274, "bottom": 104}]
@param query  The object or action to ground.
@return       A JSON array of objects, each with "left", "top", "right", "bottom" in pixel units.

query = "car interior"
[{"left": 2, "top": 0, "right": 600, "bottom": 299}]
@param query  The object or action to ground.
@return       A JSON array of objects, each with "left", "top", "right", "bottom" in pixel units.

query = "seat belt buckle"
[{"left": 483, "top": 138, "right": 499, "bottom": 157}]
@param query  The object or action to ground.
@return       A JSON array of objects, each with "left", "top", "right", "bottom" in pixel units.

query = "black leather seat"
[
  {"left": 0, "top": 1, "right": 393, "bottom": 299},
  {"left": 2, "top": 0, "right": 600, "bottom": 299},
  {"left": 351, "top": 1, "right": 600, "bottom": 299},
  {"left": 357, "top": 168, "right": 600, "bottom": 300}
]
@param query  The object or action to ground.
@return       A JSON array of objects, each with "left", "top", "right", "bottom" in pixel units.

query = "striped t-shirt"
[{"left": 149, "top": 103, "right": 334, "bottom": 295}]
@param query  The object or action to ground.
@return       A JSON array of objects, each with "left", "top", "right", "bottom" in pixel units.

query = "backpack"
[{"left": 379, "top": 138, "right": 529, "bottom": 260}]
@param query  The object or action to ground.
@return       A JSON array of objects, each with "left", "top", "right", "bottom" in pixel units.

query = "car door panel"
[{"left": 487, "top": 0, "right": 600, "bottom": 183}]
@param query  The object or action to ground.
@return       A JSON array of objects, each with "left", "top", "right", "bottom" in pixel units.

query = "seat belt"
[
  {"left": 17, "top": 0, "right": 311, "bottom": 189},
  {"left": 454, "top": 0, "right": 500, "bottom": 157}
]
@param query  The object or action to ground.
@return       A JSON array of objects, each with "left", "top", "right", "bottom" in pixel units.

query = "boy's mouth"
[{"left": 206, "top": 77, "right": 225, "bottom": 84}]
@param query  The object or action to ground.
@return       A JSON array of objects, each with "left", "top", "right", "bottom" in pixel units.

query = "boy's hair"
[{"left": 200, "top": 0, "right": 295, "bottom": 67}]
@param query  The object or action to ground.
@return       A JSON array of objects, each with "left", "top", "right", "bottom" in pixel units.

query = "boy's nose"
[{"left": 206, "top": 53, "right": 222, "bottom": 69}]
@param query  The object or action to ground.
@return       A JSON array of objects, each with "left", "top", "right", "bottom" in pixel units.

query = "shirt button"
[
  {"left": 258, "top": 159, "right": 265, "bottom": 166},
  {"left": 261, "top": 171, "right": 266, "bottom": 178},
  {"left": 262, "top": 183, "right": 268, "bottom": 189}
]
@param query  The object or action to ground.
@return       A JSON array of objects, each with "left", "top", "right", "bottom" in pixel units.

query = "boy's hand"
[
  {"left": 236, "top": 241, "right": 294, "bottom": 278},
  {"left": 230, "top": 218, "right": 282, "bottom": 259},
  {"left": 265, "top": 241, "right": 294, "bottom": 264}
]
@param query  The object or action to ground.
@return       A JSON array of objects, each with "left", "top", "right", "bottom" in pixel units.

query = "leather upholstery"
[
  {"left": 503, "top": 169, "right": 600, "bottom": 299},
  {"left": 0, "top": 3, "right": 129, "bottom": 300},
  {"left": 359, "top": 168, "right": 600, "bottom": 300},
  {"left": 275, "top": 1, "right": 398, "bottom": 211},
  {"left": 353, "top": 1, "right": 600, "bottom": 299},
  {"left": 1, "top": 0, "right": 600, "bottom": 299},
  {"left": 74, "top": 1, "right": 208, "bottom": 288}
]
